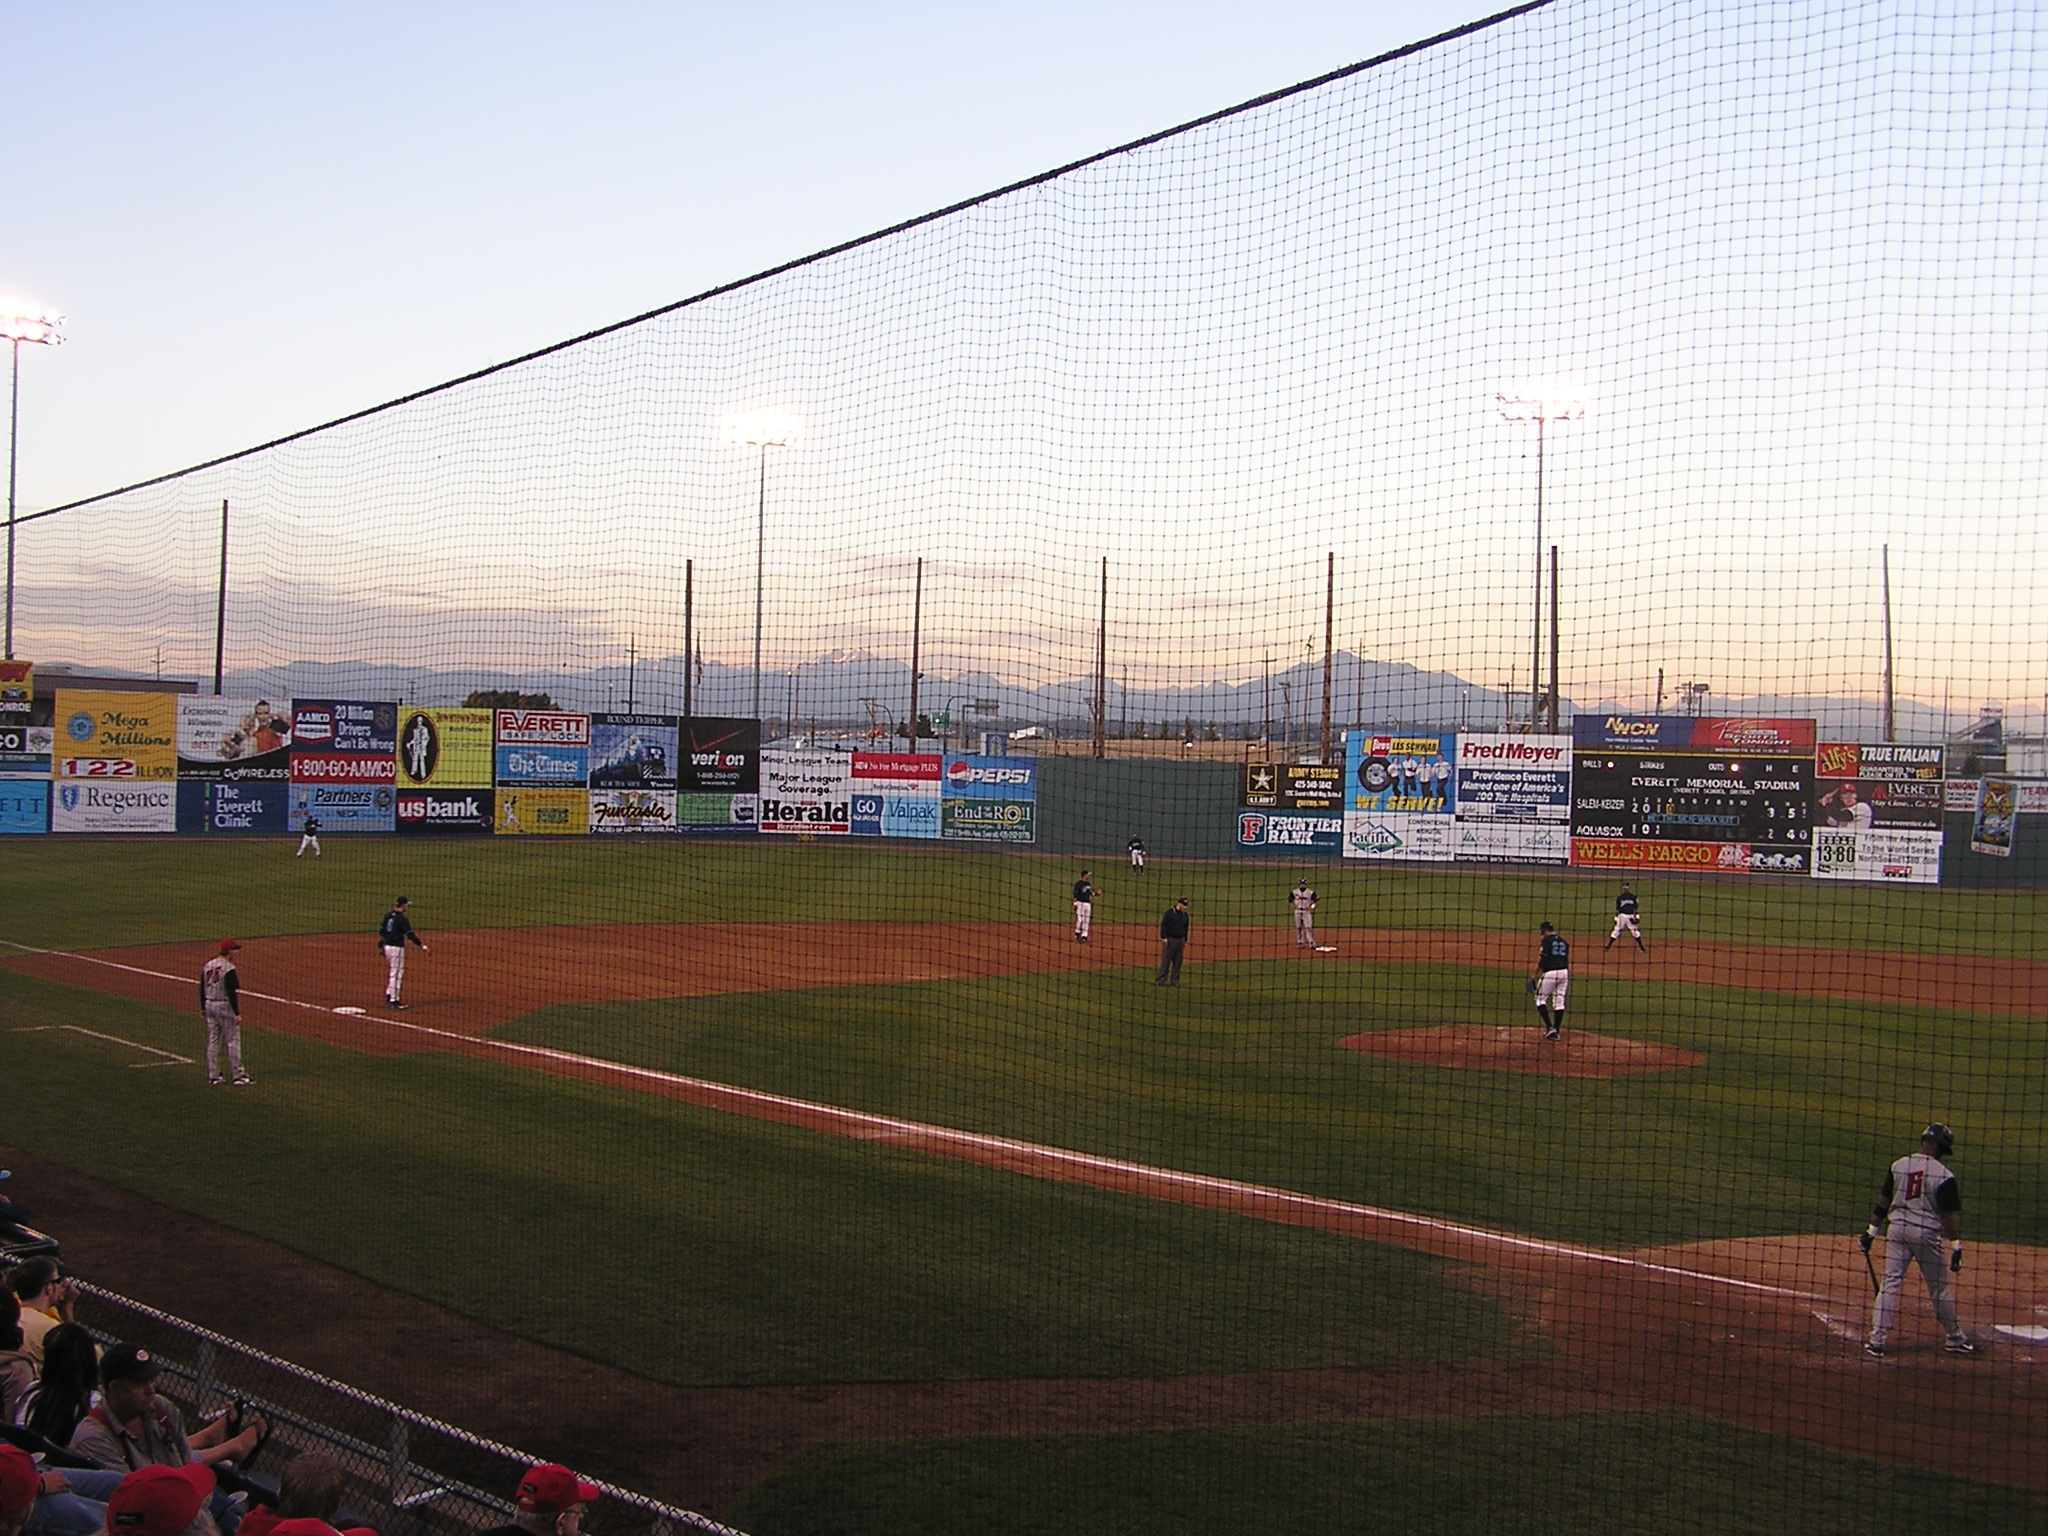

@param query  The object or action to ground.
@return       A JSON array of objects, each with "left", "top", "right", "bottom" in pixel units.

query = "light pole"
[
  {"left": 726, "top": 411, "right": 799, "bottom": 723},
  {"left": 1497, "top": 387, "right": 1585, "bottom": 730},
  {"left": 4, "top": 303, "right": 64, "bottom": 661}
]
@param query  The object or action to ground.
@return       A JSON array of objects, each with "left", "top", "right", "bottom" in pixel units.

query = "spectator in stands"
[
  {"left": 103, "top": 1464, "right": 221, "bottom": 1536},
  {"left": 7, "top": 1263, "right": 75, "bottom": 1371},
  {"left": 235, "top": 1453, "right": 348, "bottom": 1536},
  {"left": 0, "top": 1445, "right": 39, "bottom": 1536},
  {"left": 0, "top": 1171, "right": 31, "bottom": 1228},
  {"left": 67, "top": 1345, "right": 262, "bottom": 1535},
  {"left": 18, "top": 1325, "right": 98, "bottom": 1443},
  {"left": 0, "top": 1317, "right": 30, "bottom": 1427},
  {"left": 480, "top": 1464, "right": 598, "bottom": 1536}
]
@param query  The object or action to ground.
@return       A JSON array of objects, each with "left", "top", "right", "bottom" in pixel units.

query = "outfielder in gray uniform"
[
  {"left": 1291, "top": 880, "right": 1317, "bottom": 949},
  {"left": 199, "top": 939, "right": 252, "bottom": 1086},
  {"left": 1861, "top": 1123, "right": 1975, "bottom": 1357}
]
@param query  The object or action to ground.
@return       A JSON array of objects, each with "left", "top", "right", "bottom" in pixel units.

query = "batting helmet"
[{"left": 1921, "top": 1123, "right": 1955, "bottom": 1156}]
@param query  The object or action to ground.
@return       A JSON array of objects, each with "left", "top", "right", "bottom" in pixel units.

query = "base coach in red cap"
[{"left": 200, "top": 941, "right": 251, "bottom": 1087}]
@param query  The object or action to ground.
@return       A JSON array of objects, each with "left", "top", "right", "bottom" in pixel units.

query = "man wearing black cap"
[
  {"left": 68, "top": 1345, "right": 265, "bottom": 1479},
  {"left": 1155, "top": 898, "right": 1190, "bottom": 987},
  {"left": 200, "top": 941, "right": 251, "bottom": 1087}
]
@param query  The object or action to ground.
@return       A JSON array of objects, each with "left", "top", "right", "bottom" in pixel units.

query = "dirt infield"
[{"left": 1342, "top": 1024, "right": 1708, "bottom": 1078}]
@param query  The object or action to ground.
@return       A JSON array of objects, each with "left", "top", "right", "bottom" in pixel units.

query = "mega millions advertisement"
[
  {"left": 677, "top": 717, "right": 761, "bottom": 833},
  {"left": 760, "top": 749, "right": 853, "bottom": 833},
  {"left": 0, "top": 662, "right": 46, "bottom": 782},
  {"left": 1343, "top": 732, "right": 1456, "bottom": 861},
  {"left": 176, "top": 696, "right": 294, "bottom": 833},
  {"left": 495, "top": 709, "right": 590, "bottom": 788},
  {"left": 52, "top": 692, "right": 179, "bottom": 831},
  {"left": 291, "top": 700, "right": 399, "bottom": 831},
  {"left": 850, "top": 751, "right": 941, "bottom": 839},
  {"left": 397, "top": 708, "right": 495, "bottom": 790},
  {"left": 1571, "top": 716, "right": 1816, "bottom": 873},
  {"left": 1450, "top": 734, "right": 1572, "bottom": 863},
  {"left": 941, "top": 754, "right": 1036, "bottom": 843},
  {"left": 1810, "top": 742, "right": 1944, "bottom": 884}
]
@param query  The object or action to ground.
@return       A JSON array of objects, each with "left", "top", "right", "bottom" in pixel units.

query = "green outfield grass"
[
  {"left": 0, "top": 836, "right": 2042, "bottom": 956},
  {"left": 728, "top": 1413, "right": 2048, "bottom": 1536},
  {"left": 0, "top": 971, "right": 1526, "bottom": 1385}
]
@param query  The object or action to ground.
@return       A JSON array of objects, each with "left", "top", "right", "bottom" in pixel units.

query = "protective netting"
[{"left": 4, "top": 1, "right": 2046, "bottom": 1531}]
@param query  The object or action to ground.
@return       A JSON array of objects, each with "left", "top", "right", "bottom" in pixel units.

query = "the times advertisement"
[
  {"left": 1451, "top": 733, "right": 1570, "bottom": 863},
  {"left": 494, "top": 709, "right": 591, "bottom": 787},
  {"left": 1810, "top": 742, "right": 1943, "bottom": 883},
  {"left": 1342, "top": 731, "right": 1455, "bottom": 861}
]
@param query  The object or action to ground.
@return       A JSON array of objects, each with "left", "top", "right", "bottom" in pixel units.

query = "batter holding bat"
[{"left": 1861, "top": 1123, "right": 1975, "bottom": 1357}]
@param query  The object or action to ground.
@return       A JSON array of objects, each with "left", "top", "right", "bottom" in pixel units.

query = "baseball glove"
[{"left": 1525, "top": 976, "right": 1537, "bottom": 997}]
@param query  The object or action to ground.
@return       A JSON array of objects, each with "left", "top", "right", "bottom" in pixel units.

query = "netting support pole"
[
  {"left": 1320, "top": 551, "right": 1334, "bottom": 765},
  {"left": 214, "top": 499, "right": 229, "bottom": 695},
  {"left": 1547, "top": 546, "right": 1560, "bottom": 734},
  {"left": 909, "top": 556, "right": 923, "bottom": 739},
  {"left": 1092, "top": 557, "right": 1107, "bottom": 760},
  {"left": 683, "top": 560, "right": 693, "bottom": 721},
  {"left": 1881, "top": 543, "right": 1896, "bottom": 742},
  {"left": 752, "top": 444, "right": 766, "bottom": 724},
  {"left": 1530, "top": 415, "right": 1544, "bottom": 734},
  {"left": 4, "top": 339, "right": 17, "bottom": 661}
]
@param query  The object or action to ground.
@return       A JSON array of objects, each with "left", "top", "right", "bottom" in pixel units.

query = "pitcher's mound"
[{"left": 1341, "top": 1025, "right": 1706, "bottom": 1079}]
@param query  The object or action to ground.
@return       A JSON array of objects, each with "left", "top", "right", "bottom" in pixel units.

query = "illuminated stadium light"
[
  {"left": 4, "top": 300, "right": 65, "bottom": 661},
  {"left": 1497, "top": 387, "right": 1588, "bottom": 733},
  {"left": 725, "top": 411, "right": 801, "bottom": 722}
]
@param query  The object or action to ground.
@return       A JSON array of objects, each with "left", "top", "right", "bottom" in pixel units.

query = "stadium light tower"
[
  {"left": 3, "top": 302, "right": 64, "bottom": 661},
  {"left": 1496, "top": 386, "right": 1586, "bottom": 731},
  {"left": 725, "top": 411, "right": 800, "bottom": 722}
]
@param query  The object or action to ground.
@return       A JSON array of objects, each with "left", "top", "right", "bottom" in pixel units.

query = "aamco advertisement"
[
  {"left": 396, "top": 789, "right": 495, "bottom": 834},
  {"left": 760, "top": 750, "right": 853, "bottom": 833},
  {"left": 398, "top": 709, "right": 495, "bottom": 789},
  {"left": 1452, "top": 733, "right": 1571, "bottom": 863},
  {"left": 850, "top": 752, "right": 941, "bottom": 839},
  {"left": 290, "top": 782, "right": 396, "bottom": 833},
  {"left": 55, "top": 691, "right": 178, "bottom": 781},
  {"left": 1343, "top": 731, "right": 1454, "bottom": 861},
  {"left": 495, "top": 710, "right": 590, "bottom": 787},
  {"left": 589, "top": 788, "right": 678, "bottom": 834},
  {"left": 292, "top": 700, "right": 399, "bottom": 757},
  {"left": 495, "top": 787, "right": 588, "bottom": 835},
  {"left": 941, "top": 755, "right": 1035, "bottom": 843},
  {"left": 53, "top": 780, "right": 176, "bottom": 833}
]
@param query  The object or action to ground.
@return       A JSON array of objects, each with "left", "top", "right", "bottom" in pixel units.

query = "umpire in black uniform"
[{"left": 1156, "top": 898, "right": 1190, "bottom": 986}]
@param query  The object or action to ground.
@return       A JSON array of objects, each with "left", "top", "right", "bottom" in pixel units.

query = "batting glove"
[
  {"left": 1951, "top": 1243, "right": 1965, "bottom": 1273},
  {"left": 1857, "top": 1229, "right": 1874, "bottom": 1255}
]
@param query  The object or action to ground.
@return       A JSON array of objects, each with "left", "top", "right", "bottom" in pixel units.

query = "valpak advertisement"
[
  {"left": 1343, "top": 731, "right": 1455, "bottom": 861},
  {"left": 760, "top": 750, "right": 852, "bottom": 833},
  {"left": 1811, "top": 742, "right": 1943, "bottom": 884},
  {"left": 850, "top": 752, "right": 941, "bottom": 839},
  {"left": 940, "top": 755, "right": 1035, "bottom": 843},
  {"left": 1452, "top": 733, "right": 1571, "bottom": 863}
]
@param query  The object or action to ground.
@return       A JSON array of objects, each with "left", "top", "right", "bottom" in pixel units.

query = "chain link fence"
[{"left": 72, "top": 1284, "right": 747, "bottom": 1536}]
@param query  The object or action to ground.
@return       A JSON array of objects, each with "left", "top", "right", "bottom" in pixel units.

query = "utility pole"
[
  {"left": 1320, "top": 551, "right": 1334, "bottom": 765},
  {"left": 1092, "top": 557, "right": 1107, "bottom": 759},
  {"left": 213, "top": 500, "right": 229, "bottom": 695},
  {"left": 908, "top": 556, "right": 923, "bottom": 737},
  {"left": 1547, "top": 546, "right": 1560, "bottom": 733},
  {"left": 683, "top": 559, "right": 694, "bottom": 720},
  {"left": 1881, "top": 543, "right": 1897, "bottom": 742}
]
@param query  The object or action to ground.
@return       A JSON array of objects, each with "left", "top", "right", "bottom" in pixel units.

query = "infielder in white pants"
[
  {"left": 1071, "top": 872, "right": 1095, "bottom": 942},
  {"left": 377, "top": 896, "right": 430, "bottom": 1008},
  {"left": 1291, "top": 880, "right": 1317, "bottom": 948},
  {"left": 1532, "top": 922, "right": 1570, "bottom": 1039},
  {"left": 1862, "top": 1124, "right": 1974, "bottom": 1356}
]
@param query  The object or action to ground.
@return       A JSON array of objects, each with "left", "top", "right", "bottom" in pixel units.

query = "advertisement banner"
[
  {"left": 176, "top": 696, "right": 293, "bottom": 784},
  {"left": 0, "top": 723, "right": 51, "bottom": 779},
  {"left": 1971, "top": 778, "right": 2016, "bottom": 858},
  {"left": 0, "top": 781, "right": 48, "bottom": 834},
  {"left": 1240, "top": 763, "right": 1344, "bottom": 811},
  {"left": 1453, "top": 822, "right": 1572, "bottom": 863},
  {"left": 589, "top": 715, "right": 679, "bottom": 790},
  {"left": 1571, "top": 838, "right": 1758, "bottom": 872},
  {"left": 291, "top": 700, "right": 399, "bottom": 757},
  {"left": 397, "top": 709, "right": 495, "bottom": 789},
  {"left": 395, "top": 789, "right": 495, "bottom": 834},
  {"left": 675, "top": 792, "right": 759, "bottom": 834},
  {"left": 1342, "top": 731, "right": 1455, "bottom": 861},
  {"left": 494, "top": 742, "right": 589, "bottom": 787},
  {"left": 52, "top": 780, "right": 177, "bottom": 833},
  {"left": 1570, "top": 714, "right": 1815, "bottom": 873},
  {"left": 290, "top": 751, "right": 397, "bottom": 785},
  {"left": 942, "top": 797, "right": 1036, "bottom": 843},
  {"left": 1236, "top": 810, "right": 1343, "bottom": 854},
  {"left": 942, "top": 755, "right": 1036, "bottom": 799},
  {"left": 680, "top": 718, "right": 760, "bottom": 795},
  {"left": 1945, "top": 780, "right": 1981, "bottom": 812},
  {"left": 851, "top": 752, "right": 942, "bottom": 797},
  {"left": 289, "top": 782, "right": 396, "bottom": 833},
  {"left": 55, "top": 692, "right": 178, "bottom": 781},
  {"left": 0, "top": 661, "right": 29, "bottom": 719},
  {"left": 1452, "top": 733, "right": 1571, "bottom": 863},
  {"left": 198, "top": 782, "right": 290, "bottom": 834},
  {"left": 941, "top": 755, "right": 1037, "bottom": 843},
  {"left": 1811, "top": 742, "right": 1944, "bottom": 884},
  {"left": 589, "top": 788, "right": 678, "bottom": 834},
  {"left": 494, "top": 787, "right": 589, "bottom": 836},
  {"left": 760, "top": 750, "right": 853, "bottom": 833}
]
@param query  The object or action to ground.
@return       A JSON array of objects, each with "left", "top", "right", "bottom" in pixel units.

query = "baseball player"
[
  {"left": 296, "top": 814, "right": 321, "bottom": 858},
  {"left": 1532, "top": 921, "right": 1570, "bottom": 1040},
  {"left": 1072, "top": 871, "right": 1095, "bottom": 943},
  {"left": 378, "top": 896, "right": 430, "bottom": 1008},
  {"left": 1861, "top": 1123, "right": 1975, "bottom": 1357},
  {"left": 199, "top": 939, "right": 252, "bottom": 1086},
  {"left": 1291, "top": 879, "right": 1318, "bottom": 949},
  {"left": 1128, "top": 835, "right": 1146, "bottom": 873},
  {"left": 1605, "top": 884, "right": 1645, "bottom": 952}
]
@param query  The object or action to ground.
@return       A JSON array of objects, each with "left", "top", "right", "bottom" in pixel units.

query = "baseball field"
[{"left": 3, "top": 835, "right": 2045, "bottom": 1532}]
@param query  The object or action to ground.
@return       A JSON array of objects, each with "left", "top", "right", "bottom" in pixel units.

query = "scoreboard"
[{"left": 1569, "top": 716, "right": 1818, "bottom": 873}]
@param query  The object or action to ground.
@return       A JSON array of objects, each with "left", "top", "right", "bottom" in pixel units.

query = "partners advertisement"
[
  {"left": 1810, "top": 742, "right": 1944, "bottom": 884},
  {"left": 1971, "top": 778, "right": 2016, "bottom": 858},
  {"left": 850, "top": 752, "right": 941, "bottom": 839},
  {"left": 291, "top": 700, "right": 398, "bottom": 830},
  {"left": 495, "top": 787, "right": 589, "bottom": 836},
  {"left": 1570, "top": 716, "right": 1816, "bottom": 874},
  {"left": 589, "top": 788, "right": 678, "bottom": 834},
  {"left": 1451, "top": 733, "right": 1571, "bottom": 863},
  {"left": 1343, "top": 731, "right": 1456, "bottom": 861},
  {"left": 940, "top": 754, "right": 1036, "bottom": 843},
  {"left": 397, "top": 708, "right": 495, "bottom": 790},
  {"left": 494, "top": 709, "right": 590, "bottom": 788},
  {"left": 760, "top": 749, "right": 853, "bottom": 833},
  {"left": 55, "top": 691, "right": 178, "bottom": 783},
  {"left": 589, "top": 714, "right": 679, "bottom": 790},
  {"left": 396, "top": 788, "right": 496, "bottom": 835},
  {"left": 176, "top": 697, "right": 293, "bottom": 783},
  {"left": 289, "top": 782, "right": 397, "bottom": 833}
]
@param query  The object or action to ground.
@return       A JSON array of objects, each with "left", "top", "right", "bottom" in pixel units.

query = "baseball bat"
[{"left": 1862, "top": 1245, "right": 1880, "bottom": 1298}]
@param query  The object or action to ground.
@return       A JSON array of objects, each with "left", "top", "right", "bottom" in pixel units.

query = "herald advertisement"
[
  {"left": 52, "top": 780, "right": 177, "bottom": 833},
  {"left": 1810, "top": 742, "right": 1944, "bottom": 884},
  {"left": 395, "top": 789, "right": 495, "bottom": 834},
  {"left": 55, "top": 691, "right": 178, "bottom": 782},
  {"left": 589, "top": 788, "right": 678, "bottom": 834},
  {"left": 1240, "top": 763, "right": 1344, "bottom": 812},
  {"left": 1570, "top": 715, "right": 1815, "bottom": 873},
  {"left": 397, "top": 709, "right": 495, "bottom": 789},
  {"left": 494, "top": 787, "right": 589, "bottom": 836},
  {"left": 850, "top": 752, "right": 941, "bottom": 839},
  {"left": 760, "top": 749, "right": 853, "bottom": 833},
  {"left": 176, "top": 697, "right": 293, "bottom": 783},
  {"left": 1343, "top": 731, "right": 1455, "bottom": 861},
  {"left": 1452, "top": 733, "right": 1571, "bottom": 863},
  {"left": 589, "top": 714, "right": 679, "bottom": 790},
  {"left": 940, "top": 755, "right": 1036, "bottom": 843},
  {"left": 494, "top": 710, "right": 590, "bottom": 787},
  {"left": 1971, "top": 778, "right": 2016, "bottom": 858},
  {"left": 681, "top": 718, "right": 760, "bottom": 795}
]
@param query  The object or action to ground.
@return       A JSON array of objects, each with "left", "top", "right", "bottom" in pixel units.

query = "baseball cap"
[
  {"left": 515, "top": 1465, "right": 600, "bottom": 1514},
  {"left": 271, "top": 1520, "right": 378, "bottom": 1536},
  {"left": 106, "top": 1464, "right": 216, "bottom": 1536},
  {"left": 100, "top": 1343, "right": 162, "bottom": 1386},
  {"left": 219, "top": 939, "right": 243, "bottom": 954},
  {"left": 0, "top": 1444, "right": 38, "bottom": 1517}
]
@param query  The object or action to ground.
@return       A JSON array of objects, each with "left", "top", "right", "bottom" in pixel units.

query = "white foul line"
[
  {"left": 14, "top": 944, "right": 1824, "bottom": 1303},
  {"left": 11, "top": 1024, "right": 194, "bottom": 1066}
]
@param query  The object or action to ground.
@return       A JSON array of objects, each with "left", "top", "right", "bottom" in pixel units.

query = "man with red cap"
[
  {"left": 199, "top": 941, "right": 252, "bottom": 1087},
  {"left": 1, "top": 1446, "right": 42, "bottom": 1536},
  {"left": 481, "top": 1464, "right": 599, "bottom": 1536},
  {"left": 104, "top": 1465, "right": 217, "bottom": 1536}
]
